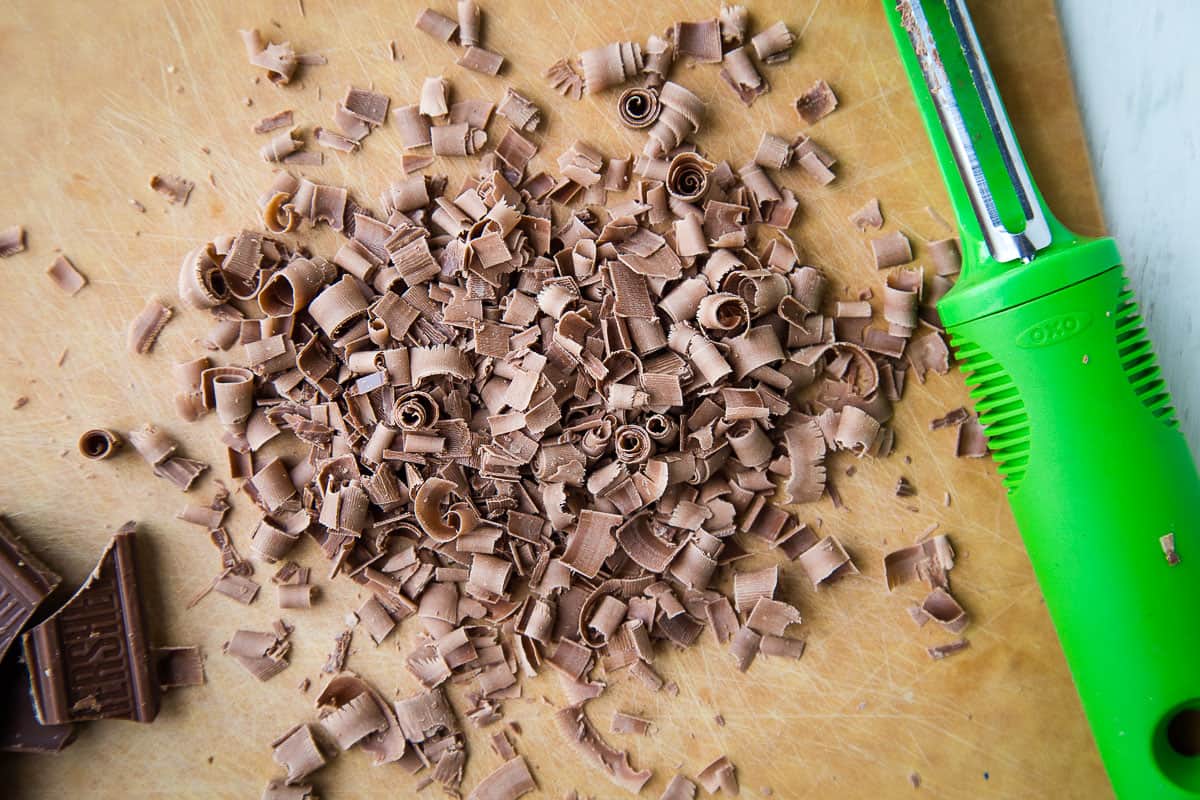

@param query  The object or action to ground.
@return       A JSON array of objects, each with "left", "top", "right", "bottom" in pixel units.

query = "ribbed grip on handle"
[{"left": 948, "top": 265, "right": 1200, "bottom": 798}]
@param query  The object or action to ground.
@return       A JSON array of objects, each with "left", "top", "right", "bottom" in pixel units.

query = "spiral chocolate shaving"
[
  {"left": 644, "top": 414, "right": 677, "bottom": 445},
  {"left": 697, "top": 292, "right": 751, "bottom": 336},
  {"left": 617, "top": 87, "right": 661, "bottom": 129},
  {"left": 393, "top": 390, "right": 440, "bottom": 431},
  {"left": 177, "top": 244, "right": 230, "bottom": 310},
  {"left": 665, "top": 151, "right": 715, "bottom": 203},
  {"left": 614, "top": 424, "right": 653, "bottom": 464}
]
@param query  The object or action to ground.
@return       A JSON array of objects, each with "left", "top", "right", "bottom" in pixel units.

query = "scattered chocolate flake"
[
  {"left": 11, "top": 396, "right": 28, "bottom": 411},
  {"left": 322, "top": 628, "right": 353, "bottom": 673},
  {"left": 720, "top": 47, "right": 768, "bottom": 106},
  {"left": 697, "top": 755, "right": 739, "bottom": 795},
  {"left": 610, "top": 710, "right": 650, "bottom": 735},
  {"left": 271, "top": 723, "right": 326, "bottom": 783},
  {"left": 224, "top": 623, "right": 292, "bottom": 681},
  {"left": 894, "top": 476, "right": 915, "bottom": 497},
  {"left": 458, "top": 0, "right": 481, "bottom": 47},
  {"left": 581, "top": 42, "right": 644, "bottom": 95},
  {"left": 929, "top": 237, "right": 962, "bottom": 276},
  {"left": 871, "top": 230, "right": 913, "bottom": 268},
  {"left": 660, "top": 774, "right": 698, "bottom": 800},
  {"left": 149, "top": 173, "right": 195, "bottom": 205},
  {"left": 719, "top": 4, "right": 748, "bottom": 46},
  {"left": 927, "top": 639, "right": 970, "bottom": 660},
  {"left": 128, "top": 424, "right": 208, "bottom": 494},
  {"left": 544, "top": 58, "right": 583, "bottom": 100},
  {"left": 796, "top": 536, "right": 857, "bottom": 587},
  {"left": 674, "top": 19, "right": 722, "bottom": 63},
  {"left": 1161, "top": 532, "right": 1180, "bottom": 566},
  {"left": 262, "top": 779, "right": 316, "bottom": 799},
  {"left": 127, "top": 297, "right": 174, "bottom": 354},
  {"left": 955, "top": 416, "right": 988, "bottom": 457},
  {"left": 240, "top": 29, "right": 299, "bottom": 84},
  {"left": 884, "top": 535, "right": 956, "bottom": 591},
  {"left": 254, "top": 109, "right": 295, "bottom": 134},
  {"left": 795, "top": 79, "right": 838, "bottom": 124},
  {"left": 920, "top": 587, "right": 968, "bottom": 633},
  {"left": 467, "top": 754, "right": 537, "bottom": 800},
  {"left": 0, "top": 225, "right": 25, "bottom": 257},
  {"left": 458, "top": 46, "right": 505, "bottom": 76},
  {"left": 46, "top": 254, "right": 87, "bottom": 295},
  {"left": 555, "top": 705, "right": 651, "bottom": 793},
  {"left": 750, "top": 21, "right": 796, "bottom": 64},
  {"left": 849, "top": 198, "right": 883, "bottom": 231},
  {"left": 415, "top": 8, "right": 458, "bottom": 42},
  {"left": 930, "top": 407, "right": 969, "bottom": 430},
  {"left": 497, "top": 88, "right": 542, "bottom": 132}
]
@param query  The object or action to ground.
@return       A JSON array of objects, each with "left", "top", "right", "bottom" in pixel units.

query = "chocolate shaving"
[
  {"left": 322, "top": 628, "right": 353, "bottom": 673},
  {"left": 618, "top": 87, "right": 661, "bottom": 129},
  {"left": 580, "top": 42, "right": 643, "bottom": 94},
  {"left": 883, "top": 535, "right": 956, "bottom": 591},
  {"left": 796, "top": 536, "right": 857, "bottom": 587},
  {"left": 240, "top": 29, "right": 299, "bottom": 84},
  {"left": 225, "top": 624, "right": 291, "bottom": 681},
  {"left": 554, "top": 704, "right": 651, "bottom": 793},
  {"left": 127, "top": 297, "right": 174, "bottom": 354},
  {"left": 149, "top": 173, "right": 194, "bottom": 205},
  {"left": 497, "top": 88, "right": 541, "bottom": 132},
  {"left": 955, "top": 416, "right": 988, "bottom": 458},
  {"left": 673, "top": 19, "right": 722, "bottom": 63},
  {"left": 0, "top": 225, "right": 25, "bottom": 257},
  {"left": 849, "top": 198, "right": 884, "bottom": 231},
  {"left": 46, "top": 254, "right": 87, "bottom": 295},
  {"left": 871, "top": 230, "right": 913, "bottom": 269},
  {"left": 78, "top": 428, "right": 122, "bottom": 460},
  {"left": 720, "top": 47, "right": 767, "bottom": 106},
  {"left": 416, "top": 8, "right": 458, "bottom": 42},
  {"left": 254, "top": 110, "right": 295, "bottom": 134},
  {"left": 920, "top": 587, "right": 968, "bottom": 633},
  {"left": 927, "top": 639, "right": 970, "bottom": 660},
  {"left": 697, "top": 755, "right": 739, "bottom": 795},
  {"left": 1162, "top": 532, "right": 1181, "bottom": 566},
  {"left": 467, "top": 754, "right": 537, "bottom": 800},
  {"left": 751, "top": 21, "right": 796, "bottom": 63},
  {"left": 272, "top": 723, "right": 327, "bottom": 782},
  {"left": 544, "top": 58, "right": 584, "bottom": 101},
  {"left": 794, "top": 79, "right": 838, "bottom": 124}
]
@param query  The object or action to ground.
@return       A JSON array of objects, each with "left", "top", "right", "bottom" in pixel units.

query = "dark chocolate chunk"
[
  {"left": 0, "top": 649, "right": 76, "bottom": 753},
  {"left": 0, "top": 516, "right": 61, "bottom": 662}
]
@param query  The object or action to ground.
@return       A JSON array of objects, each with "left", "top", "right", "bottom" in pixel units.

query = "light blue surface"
[{"left": 1057, "top": 0, "right": 1200, "bottom": 451}]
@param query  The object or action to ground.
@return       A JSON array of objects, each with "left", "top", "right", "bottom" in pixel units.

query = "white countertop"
[{"left": 1057, "top": 0, "right": 1200, "bottom": 450}]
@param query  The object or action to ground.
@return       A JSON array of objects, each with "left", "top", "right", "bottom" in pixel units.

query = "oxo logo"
[{"left": 1015, "top": 311, "right": 1092, "bottom": 348}]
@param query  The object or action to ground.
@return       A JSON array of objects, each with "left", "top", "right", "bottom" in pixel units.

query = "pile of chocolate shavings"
[{"left": 144, "top": 2, "right": 983, "bottom": 797}]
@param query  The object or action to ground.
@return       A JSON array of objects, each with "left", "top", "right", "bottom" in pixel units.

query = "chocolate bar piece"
[
  {"left": 23, "top": 525, "right": 159, "bottom": 725},
  {"left": 0, "top": 649, "right": 75, "bottom": 753},
  {"left": 0, "top": 516, "right": 61, "bottom": 662}
]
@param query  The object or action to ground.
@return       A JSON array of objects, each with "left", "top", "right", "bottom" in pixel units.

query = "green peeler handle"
[{"left": 948, "top": 257, "right": 1200, "bottom": 798}]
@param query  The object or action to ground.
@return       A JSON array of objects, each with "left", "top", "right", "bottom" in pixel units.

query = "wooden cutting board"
[{"left": 0, "top": 0, "right": 1113, "bottom": 797}]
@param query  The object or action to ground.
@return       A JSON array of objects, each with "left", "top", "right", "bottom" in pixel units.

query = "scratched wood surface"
[{"left": 0, "top": 0, "right": 1112, "bottom": 797}]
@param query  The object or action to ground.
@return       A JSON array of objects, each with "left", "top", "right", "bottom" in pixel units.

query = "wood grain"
[{"left": 0, "top": 0, "right": 1112, "bottom": 797}]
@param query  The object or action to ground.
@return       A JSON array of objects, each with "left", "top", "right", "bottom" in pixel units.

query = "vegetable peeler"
[{"left": 884, "top": 1, "right": 1200, "bottom": 796}]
